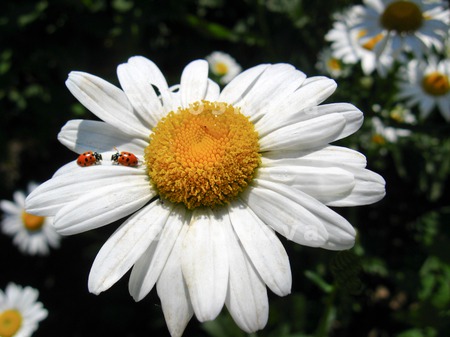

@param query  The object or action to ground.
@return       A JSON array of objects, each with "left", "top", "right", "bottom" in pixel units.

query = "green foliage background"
[{"left": 0, "top": 0, "right": 449, "bottom": 336}]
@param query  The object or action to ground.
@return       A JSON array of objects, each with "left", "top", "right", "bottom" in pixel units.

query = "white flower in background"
[
  {"left": 316, "top": 47, "right": 350, "bottom": 78},
  {"left": 371, "top": 116, "right": 412, "bottom": 144},
  {"left": 397, "top": 57, "right": 450, "bottom": 121},
  {"left": 0, "top": 182, "right": 61, "bottom": 256},
  {"left": 325, "top": 6, "right": 394, "bottom": 77},
  {"left": 206, "top": 51, "right": 242, "bottom": 84},
  {"left": 26, "top": 56, "right": 385, "bottom": 336},
  {"left": 352, "top": 0, "right": 450, "bottom": 60},
  {"left": 0, "top": 283, "right": 48, "bottom": 337}
]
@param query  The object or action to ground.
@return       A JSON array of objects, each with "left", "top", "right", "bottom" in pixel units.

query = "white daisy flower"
[
  {"left": 206, "top": 51, "right": 242, "bottom": 84},
  {"left": 371, "top": 116, "right": 412, "bottom": 143},
  {"left": 397, "top": 57, "right": 450, "bottom": 120},
  {"left": 325, "top": 6, "right": 394, "bottom": 77},
  {"left": 316, "top": 47, "right": 350, "bottom": 78},
  {"left": 352, "top": 0, "right": 450, "bottom": 60},
  {"left": 1, "top": 182, "right": 61, "bottom": 256},
  {"left": 26, "top": 56, "right": 385, "bottom": 336},
  {"left": 0, "top": 283, "right": 48, "bottom": 337}
]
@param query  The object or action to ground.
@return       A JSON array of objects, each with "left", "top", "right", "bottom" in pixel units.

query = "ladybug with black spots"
[
  {"left": 77, "top": 151, "right": 102, "bottom": 167},
  {"left": 111, "top": 148, "right": 139, "bottom": 167}
]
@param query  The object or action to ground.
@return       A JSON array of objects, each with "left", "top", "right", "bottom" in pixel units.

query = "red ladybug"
[
  {"left": 111, "top": 148, "right": 139, "bottom": 167},
  {"left": 77, "top": 151, "right": 102, "bottom": 167}
]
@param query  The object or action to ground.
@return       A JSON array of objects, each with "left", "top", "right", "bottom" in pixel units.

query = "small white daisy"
[
  {"left": 1, "top": 182, "right": 61, "bottom": 256},
  {"left": 352, "top": 0, "right": 450, "bottom": 60},
  {"left": 371, "top": 116, "right": 412, "bottom": 143},
  {"left": 206, "top": 51, "right": 242, "bottom": 84},
  {"left": 0, "top": 283, "right": 48, "bottom": 337},
  {"left": 316, "top": 47, "right": 350, "bottom": 78},
  {"left": 26, "top": 56, "right": 385, "bottom": 336},
  {"left": 325, "top": 6, "right": 394, "bottom": 77},
  {"left": 397, "top": 57, "right": 450, "bottom": 120}
]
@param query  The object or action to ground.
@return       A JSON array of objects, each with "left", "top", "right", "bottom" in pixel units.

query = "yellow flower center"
[
  {"left": 422, "top": 72, "right": 450, "bottom": 96},
  {"left": 21, "top": 211, "right": 45, "bottom": 231},
  {"left": 214, "top": 62, "right": 228, "bottom": 76},
  {"left": 358, "top": 30, "right": 384, "bottom": 51},
  {"left": 380, "top": 1, "right": 423, "bottom": 33},
  {"left": 145, "top": 101, "right": 260, "bottom": 210},
  {"left": 372, "top": 134, "right": 386, "bottom": 145},
  {"left": 327, "top": 58, "right": 342, "bottom": 71},
  {"left": 0, "top": 309, "right": 22, "bottom": 337}
]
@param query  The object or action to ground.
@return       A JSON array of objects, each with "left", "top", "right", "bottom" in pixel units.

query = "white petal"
[
  {"left": 241, "top": 184, "right": 328, "bottom": 247},
  {"left": 181, "top": 208, "right": 229, "bottom": 321},
  {"left": 327, "top": 168, "right": 386, "bottom": 207},
  {"left": 259, "top": 113, "right": 346, "bottom": 152},
  {"left": 66, "top": 71, "right": 149, "bottom": 138},
  {"left": 0, "top": 200, "right": 21, "bottom": 215},
  {"left": 117, "top": 56, "right": 169, "bottom": 128},
  {"left": 225, "top": 64, "right": 304, "bottom": 121},
  {"left": 204, "top": 79, "right": 221, "bottom": 101},
  {"left": 257, "top": 165, "right": 355, "bottom": 204},
  {"left": 88, "top": 200, "right": 171, "bottom": 294},
  {"left": 262, "top": 145, "right": 368, "bottom": 168},
  {"left": 253, "top": 179, "right": 356, "bottom": 250},
  {"left": 180, "top": 60, "right": 209, "bottom": 107},
  {"left": 129, "top": 203, "right": 186, "bottom": 301},
  {"left": 224, "top": 218, "right": 269, "bottom": 333},
  {"left": 219, "top": 64, "right": 270, "bottom": 105},
  {"left": 54, "top": 179, "right": 153, "bottom": 235},
  {"left": 26, "top": 164, "right": 151, "bottom": 217},
  {"left": 228, "top": 199, "right": 291, "bottom": 296},
  {"left": 255, "top": 77, "right": 337, "bottom": 136},
  {"left": 157, "top": 224, "right": 194, "bottom": 337},
  {"left": 58, "top": 119, "right": 148, "bottom": 155}
]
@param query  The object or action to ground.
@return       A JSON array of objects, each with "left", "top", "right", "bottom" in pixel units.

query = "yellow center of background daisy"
[
  {"left": 214, "top": 62, "right": 229, "bottom": 76},
  {"left": 422, "top": 72, "right": 450, "bottom": 96},
  {"left": 0, "top": 309, "right": 22, "bottom": 337},
  {"left": 145, "top": 101, "right": 260, "bottom": 209},
  {"left": 327, "top": 58, "right": 341, "bottom": 71},
  {"left": 21, "top": 211, "right": 45, "bottom": 231},
  {"left": 380, "top": 1, "right": 423, "bottom": 33},
  {"left": 358, "top": 30, "right": 384, "bottom": 51}
]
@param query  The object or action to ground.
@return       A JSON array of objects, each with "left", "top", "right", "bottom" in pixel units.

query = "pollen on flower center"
[
  {"left": 422, "top": 72, "right": 450, "bottom": 96},
  {"left": 145, "top": 101, "right": 260, "bottom": 209},
  {"left": 21, "top": 211, "right": 45, "bottom": 231},
  {"left": 380, "top": 1, "right": 423, "bottom": 33},
  {"left": 0, "top": 309, "right": 22, "bottom": 337},
  {"left": 327, "top": 58, "right": 342, "bottom": 71},
  {"left": 214, "top": 62, "right": 229, "bottom": 76},
  {"left": 358, "top": 30, "right": 384, "bottom": 51}
]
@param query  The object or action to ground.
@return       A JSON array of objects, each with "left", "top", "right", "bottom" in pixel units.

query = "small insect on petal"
[
  {"left": 77, "top": 151, "right": 103, "bottom": 167},
  {"left": 111, "top": 147, "right": 139, "bottom": 167}
]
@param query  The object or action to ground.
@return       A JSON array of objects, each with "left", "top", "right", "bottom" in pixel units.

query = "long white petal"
[
  {"left": 259, "top": 113, "right": 346, "bottom": 152},
  {"left": 58, "top": 119, "right": 148, "bottom": 155},
  {"left": 54, "top": 180, "right": 153, "bottom": 235},
  {"left": 180, "top": 60, "right": 209, "bottom": 108},
  {"left": 257, "top": 165, "right": 355, "bottom": 204},
  {"left": 129, "top": 203, "right": 186, "bottom": 301},
  {"left": 219, "top": 64, "right": 270, "bottom": 105},
  {"left": 88, "top": 200, "right": 171, "bottom": 294},
  {"left": 224, "top": 217, "right": 269, "bottom": 333},
  {"left": 66, "top": 71, "right": 149, "bottom": 138},
  {"left": 117, "top": 56, "right": 169, "bottom": 128},
  {"left": 181, "top": 207, "right": 229, "bottom": 322},
  {"left": 157, "top": 224, "right": 194, "bottom": 337},
  {"left": 253, "top": 179, "right": 355, "bottom": 250},
  {"left": 228, "top": 199, "right": 291, "bottom": 296},
  {"left": 26, "top": 164, "right": 151, "bottom": 217},
  {"left": 255, "top": 77, "right": 338, "bottom": 136},
  {"left": 241, "top": 184, "right": 328, "bottom": 247}
]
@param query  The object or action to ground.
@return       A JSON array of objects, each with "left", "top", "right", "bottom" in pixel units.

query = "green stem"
[{"left": 315, "top": 286, "right": 337, "bottom": 337}]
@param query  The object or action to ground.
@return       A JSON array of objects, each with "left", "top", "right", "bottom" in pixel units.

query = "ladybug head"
[
  {"left": 94, "top": 152, "right": 103, "bottom": 161},
  {"left": 111, "top": 152, "right": 120, "bottom": 161}
]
